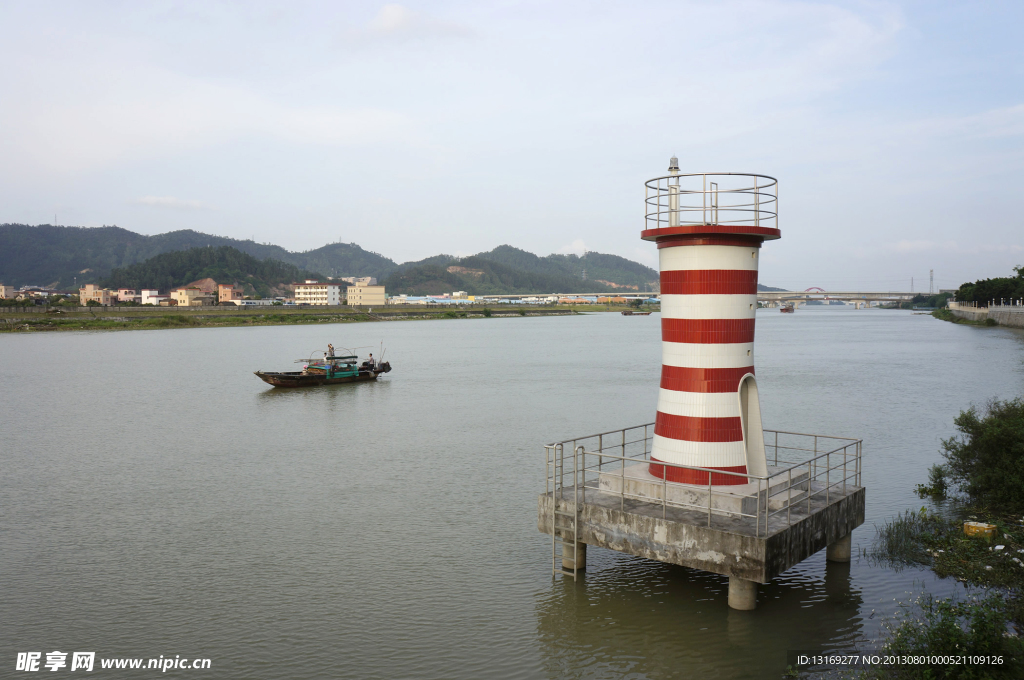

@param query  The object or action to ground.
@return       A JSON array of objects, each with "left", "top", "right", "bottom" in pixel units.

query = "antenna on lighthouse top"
[{"left": 668, "top": 156, "right": 679, "bottom": 176}]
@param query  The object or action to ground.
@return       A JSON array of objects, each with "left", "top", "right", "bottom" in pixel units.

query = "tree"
[{"left": 938, "top": 398, "right": 1024, "bottom": 512}]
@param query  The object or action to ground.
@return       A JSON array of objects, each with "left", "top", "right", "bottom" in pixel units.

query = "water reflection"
[{"left": 535, "top": 548, "right": 863, "bottom": 679}]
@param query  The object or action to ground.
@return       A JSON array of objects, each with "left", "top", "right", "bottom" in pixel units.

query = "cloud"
[
  {"left": 557, "top": 239, "right": 587, "bottom": 256},
  {"left": 348, "top": 4, "right": 472, "bottom": 43},
  {"left": 132, "top": 196, "right": 212, "bottom": 210}
]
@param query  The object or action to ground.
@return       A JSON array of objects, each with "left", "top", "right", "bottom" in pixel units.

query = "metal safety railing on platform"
[
  {"left": 644, "top": 172, "right": 778, "bottom": 230},
  {"left": 545, "top": 425, "right": 861, "bottom": 565}
]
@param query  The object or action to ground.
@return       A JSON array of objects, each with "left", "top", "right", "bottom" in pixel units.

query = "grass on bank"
[
  {"left": 0, "top": 306, "right": 584, "bottom": 333},
  {"left": 932, "top": 308, "right": 998, "bottom": 327}
]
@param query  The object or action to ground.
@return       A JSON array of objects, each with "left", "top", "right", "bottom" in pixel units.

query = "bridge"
[{"left": 758, "top": 288, "right": 917, "bottom": 308}]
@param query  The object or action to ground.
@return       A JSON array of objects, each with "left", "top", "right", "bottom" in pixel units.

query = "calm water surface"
[{"left": 3, "top": 308, "right": 1024, "bottom": 679}]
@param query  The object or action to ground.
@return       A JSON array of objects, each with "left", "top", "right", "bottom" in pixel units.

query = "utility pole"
[
  {"left": 911, "top": 277, "right": 914, "bottom": 293},
  {"left": 929, "top": 269, "right": 934, "bottom": 295}
]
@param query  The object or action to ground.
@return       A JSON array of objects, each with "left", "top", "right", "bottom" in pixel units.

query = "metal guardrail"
[
  {"left": 644, "top": 172, "right": 778, "bottom": 230},
  {"left": 545, "top": 424, "right": 861, "bottom": 539}
]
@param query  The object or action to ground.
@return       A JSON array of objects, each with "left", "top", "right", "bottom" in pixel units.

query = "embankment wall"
[{"left": 948, "top": 304, "right": 1024, "bottom": 328}]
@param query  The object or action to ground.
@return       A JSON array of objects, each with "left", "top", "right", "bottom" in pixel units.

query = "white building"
[
  {"left": 140, "top": 289, "right": 169, "bottom": 305},
  {"left": 294, "top": 280, "right": 345, "bottom": 305}
]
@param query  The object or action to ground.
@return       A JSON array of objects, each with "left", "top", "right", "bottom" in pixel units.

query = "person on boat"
[
  {"left": 327, "top": 343, "right": 335, "bottom": 357},
  {"left": 363, "top": 353, "right": 375, "bottom": 370}
]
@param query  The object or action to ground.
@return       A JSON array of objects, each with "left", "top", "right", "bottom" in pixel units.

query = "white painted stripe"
[
  {"left": 660, "top": 245, "right": 759, "bottom": 272},
  {"left": 662, "top": 342, "right": 753, "bottom": 368},
  {"left": 651, "top": 435, "right": 747, "bottom": 468},
  {"left": 661, "top": 294, "right": 757, "bottom": 320},
  {"left": 657, "top": 390, "right": 741, "bottom": 419}
]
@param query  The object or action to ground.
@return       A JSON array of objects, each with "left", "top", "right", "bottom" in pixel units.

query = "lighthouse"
[
  {"left": 539, "top": 160, "right": 864, "bottom": 612},
  {"left": 643, "top": 160, "right": 780, "bottom": 486}
]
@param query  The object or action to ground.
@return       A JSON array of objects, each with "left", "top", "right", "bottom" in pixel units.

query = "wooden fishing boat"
[
  {"left": 255, "top": 353, "right": 392, "bottom": 388},
  {"left": 780, "top": 303, "right": 795, "bottom": 313}
]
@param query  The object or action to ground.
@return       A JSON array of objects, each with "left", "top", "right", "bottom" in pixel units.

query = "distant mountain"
[
  {"left": 382, "top": 255, "right": 619, "bottom": 296},
  {"left": 0, "top": 223, "right": 787, "bottom": 294},
  {"left": 0, "top": 224, "right": 396, "bottom": 288},
  {"left": 473, "top": 245, "right": 658, "bottom": 291},
  {"left": 102, "top": 246, "right": 323, "bottom": 298},
  {"left": 757, "top": 284, "right": 787, "bottom": 292}
]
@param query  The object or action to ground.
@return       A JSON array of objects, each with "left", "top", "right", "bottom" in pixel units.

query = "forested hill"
[
  {"left": 474, "top": 245, "right": 658, "bottom": 290},
  {"left": 102, "top": 246, "right": 322, "bottom": 298},
  {"left": 382, "top": 255, "right": 619, "bottom": 296},
  {"left": 0, "top": 224, "right": 396, "bottom": 288}
]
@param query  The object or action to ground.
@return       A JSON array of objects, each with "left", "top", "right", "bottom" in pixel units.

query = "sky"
[{"left": 1, "top": 0, "right": 1022, "bottom": 291}]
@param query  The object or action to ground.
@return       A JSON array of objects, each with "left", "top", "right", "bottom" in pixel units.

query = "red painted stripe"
[
  {"left": 648, "top": 460, "right": 748, "bottom": 486},
  {"left": 655, "top": 412, "right": 743, "bottom": 442},
  {"left": 662, "top": 318, "right": 755, "bottom": 344},
  {"left": 660, "top": 366, "right": 754, "bottom": 393},
  {"left": 661, "top": 270, "right": 758, "bottom": 295},
  {"left": 641, "top": 225, "right": 780, "bottom": 244},
  {"left": 655, "top": 235, "right": 766, "bottom": 249}
]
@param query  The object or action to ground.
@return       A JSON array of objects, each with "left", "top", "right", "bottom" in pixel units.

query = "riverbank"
[
  {"left": 0, "top": 304, "right": 601, "bottom": 333},
  {"left": 933, "top": 303, "right": 1024, "bottom": 328},
  {"left": 931, "top": 308, "right": 996, "bottom": 326}
]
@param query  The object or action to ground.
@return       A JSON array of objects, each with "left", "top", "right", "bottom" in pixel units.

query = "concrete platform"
[
  {"left": 597, "top": 462, "right": 810, "bottom": 517},
  {"left": 538, "top": 481, "right": 864, "bottom": 584}
]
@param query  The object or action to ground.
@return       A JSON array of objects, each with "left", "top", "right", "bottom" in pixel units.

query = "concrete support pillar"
[
  {"left": 728, "top": 576, "right": 757, "bottom": 610},
  {"left": 562, "top": 540, "right": 586, "bottom": 570},
  {"left": 826, "top": 533, "right": 852, "bottom": 562}
]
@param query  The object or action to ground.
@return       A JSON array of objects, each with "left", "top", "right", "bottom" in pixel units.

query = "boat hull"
[{"left": 254, "top": 370, "right": 382, "bottom": 388}]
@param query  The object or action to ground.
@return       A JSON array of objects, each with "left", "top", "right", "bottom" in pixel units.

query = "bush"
[
  {"left": 939, "top": 398, "right": 1024, "bottom": 512},
  {"left": 482, "top": 308, "right": 492, "bottom": 317},
  {"left": 861, "top": 592, "right": 1024, "bottom": 679}
]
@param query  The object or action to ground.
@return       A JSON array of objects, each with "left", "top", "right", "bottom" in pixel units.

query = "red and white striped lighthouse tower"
[{"left": 643, "top": 160, "right": 779, "bottom": 486}]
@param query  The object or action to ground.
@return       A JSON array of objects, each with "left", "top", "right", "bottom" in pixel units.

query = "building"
[
  {"left": 218, "top": 284, "right": 243, "bottom": 304},
  {"left": 79, "top": 284, "right": 113, "bottom": 306},
  {"left": 172, "top": 287, "right": 215, "bottom": 307},
  {"left": 117, "top": 288, "right": 140, "bottom": 303},
  {"left": 0, "top": 284, "right": 16, "bottom": 299},
  {"left": 337, "top": 276, "right": 377, "bottom": 286},
  {"left": 293, "top": 280, "right": 345, "bottom": 306},
  {"left": 140, "top": 290, "right": 169, "bottom": 306},
  {"left": 452, "top": 291, "right": 468, "bottom": 299},
  {"left": 347, "top": 284, "right": 386, "bottom": 306}
]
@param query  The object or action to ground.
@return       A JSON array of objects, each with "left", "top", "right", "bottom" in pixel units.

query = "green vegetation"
[
  {"left": 860, "top": 592, "right": 1024, "bottom": 679},
  {"left": 895, "top": 292, "right": 954, "bottom": 309},
  {"left": 932, "top": 399, "right": 1024, "bottom": 512},
  {"left": 860, "top": 399, "right": 1024, "bottom": 677},
  {"left": 0, "top": 224, "right": 398, "bottom": 288},
  {"left": 472, "top": 245, "right": 658, "bottom": 291},
  {"left": 101, "top": 246, "right": 323, "bottom": 298},
  {"left": 382, "top": 255, "right": 621, "bottom": 296},
  {"left": 0, "top": 305, "right": 576, "bottom": 333},
  {"left": 932, "top": 309, "right": 998, "bottom": 326},
  {"left": 956, "top": 265, "right": 1024, "bottom": 306}
]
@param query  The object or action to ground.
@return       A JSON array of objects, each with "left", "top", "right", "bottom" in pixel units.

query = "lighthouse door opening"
[{"left": 738, "top": 375, "right": 768, "bottom": 477}]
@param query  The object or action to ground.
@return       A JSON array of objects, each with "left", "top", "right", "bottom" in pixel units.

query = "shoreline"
[{"left": 0, "top": 305, "right": 662, "bottom": 334}]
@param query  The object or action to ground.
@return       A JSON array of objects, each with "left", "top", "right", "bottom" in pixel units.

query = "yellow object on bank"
[{"left": 963, "top": 521, "right": 996, "bottom": 538}]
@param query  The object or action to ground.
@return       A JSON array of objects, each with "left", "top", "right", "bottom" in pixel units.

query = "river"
[{"left": 2, "top": 308, "right": 1023, "bottom": 678}]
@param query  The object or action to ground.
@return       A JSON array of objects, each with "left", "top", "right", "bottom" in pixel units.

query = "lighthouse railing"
[
  {"left": 546, "top": 424, "right": 861, "bottom": 538},
  {"left": 644, "top": 172, "right": 778, "bottom": 230}
]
